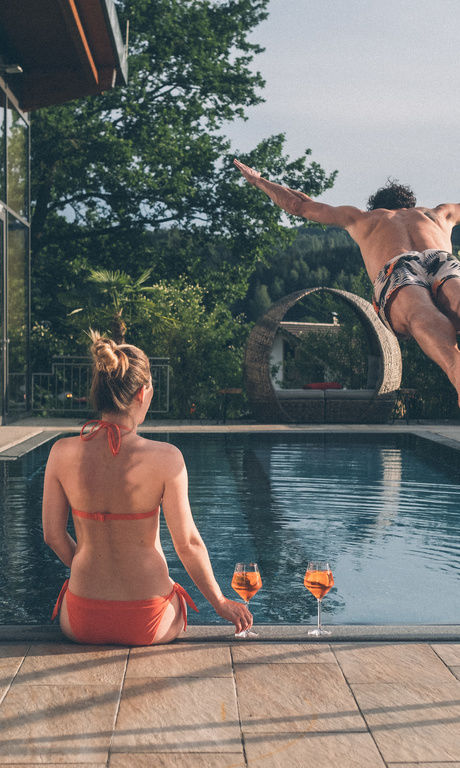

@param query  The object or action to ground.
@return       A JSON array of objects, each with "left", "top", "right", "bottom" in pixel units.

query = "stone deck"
[{"left": 1, "top": 636, "right": 460, "bottom": 766}]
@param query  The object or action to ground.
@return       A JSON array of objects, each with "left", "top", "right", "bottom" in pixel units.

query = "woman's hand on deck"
[{"left": 214, "top": 596, "right": 253, "bottom": 634}]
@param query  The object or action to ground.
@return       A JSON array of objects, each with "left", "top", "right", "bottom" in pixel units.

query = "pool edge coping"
[
  {"left": 2, "top": 624, "right": 460, "bottom": 643},
  {"left": 2, "top": 422, "right": 460, "bottom": 459}
]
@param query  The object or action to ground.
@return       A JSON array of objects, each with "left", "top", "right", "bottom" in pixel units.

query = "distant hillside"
[
  {"left": 238, "top": 225, "right": 366, "bottom": 321},
  {"left": 239, "top": 223, "right": 460, "bottom": 322}
]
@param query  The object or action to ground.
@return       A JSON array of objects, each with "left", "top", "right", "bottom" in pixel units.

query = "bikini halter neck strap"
[{"left": 80, "top": 420, "right": 131, "bottom": 456}]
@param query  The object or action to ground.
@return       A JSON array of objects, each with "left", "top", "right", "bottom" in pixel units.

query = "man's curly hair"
[{"left": 367, "top": 179, "right": 416, "bottom": 211}]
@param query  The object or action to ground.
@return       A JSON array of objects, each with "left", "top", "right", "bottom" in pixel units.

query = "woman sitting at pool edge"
[{"left": 43, "top": 332, "right": 252, "bottom": 645}]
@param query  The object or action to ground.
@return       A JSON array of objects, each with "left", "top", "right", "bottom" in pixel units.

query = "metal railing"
[
  {"left": 32, "top": 356, "right": 170, "bottom": 415},
  {"left": 8, "top": 372, "right": 27, "bottom": 412}
]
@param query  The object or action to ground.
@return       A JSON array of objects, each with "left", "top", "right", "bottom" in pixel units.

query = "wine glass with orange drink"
[
  {"left": 304, "top": 561, "right": 334, "bottom": 636},
  {"left": 231, "top": 562, "right": 262, "bottom": 638}
]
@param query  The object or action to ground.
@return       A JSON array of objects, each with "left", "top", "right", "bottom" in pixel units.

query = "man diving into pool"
[{"left": 234, "top": 158, "right": 460, "bottom": 406}]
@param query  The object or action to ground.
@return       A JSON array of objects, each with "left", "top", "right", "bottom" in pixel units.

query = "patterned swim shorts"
[{"left": 372, "top": 249, "right": 460, "bottom": 335}]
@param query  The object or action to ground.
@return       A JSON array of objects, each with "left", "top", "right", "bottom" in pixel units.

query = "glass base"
[
  {"left": 234, "top": 629, "right": 258, "bottom": 639},
  {"left": 308, "top": 627, "right": 331, "bottom": 637}
]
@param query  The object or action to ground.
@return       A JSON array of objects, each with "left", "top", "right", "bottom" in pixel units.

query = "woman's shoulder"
[
  {"left": 136, "top": 436, "right": 184, "bottom": 465},
  {"left": 45, "top": 434, "right": 80, "bottom": 470},
  {"left": 49, "top": 434, "right": 81, "bottom": 454}
]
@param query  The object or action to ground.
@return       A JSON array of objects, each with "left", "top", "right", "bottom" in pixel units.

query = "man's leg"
[
  {"left": 386, "top": 285, "right": 460, "bottom": 405},
  {"left": 435, "top": 277, "right": 460, "bottom": 332}
]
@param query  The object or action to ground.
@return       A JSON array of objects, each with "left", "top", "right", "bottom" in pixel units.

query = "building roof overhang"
[
  {"left": 278, "top": 320, "right": 341, "bottom": 342},
  {"left": 0, "top": 0, "right": 128, "bottom": 111}
]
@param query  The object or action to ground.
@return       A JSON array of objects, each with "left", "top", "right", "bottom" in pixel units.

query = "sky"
[{"left": 226, "top": 0, "right": 460, "bottom": 209}]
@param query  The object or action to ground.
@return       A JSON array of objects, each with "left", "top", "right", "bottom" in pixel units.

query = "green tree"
[
  {"left": 31, "top": 1, "right": 336, "bottom": 329},
  {"left": 71, "top": 268, "right": 161, "bottom": 344},
  {"left": 30, "top": 0, "right": 341, "bottom": 418}
]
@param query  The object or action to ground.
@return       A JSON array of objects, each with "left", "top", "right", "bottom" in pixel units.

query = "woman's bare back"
[{"left": 53, "top": 431, "right": 179, "bottom": 600}]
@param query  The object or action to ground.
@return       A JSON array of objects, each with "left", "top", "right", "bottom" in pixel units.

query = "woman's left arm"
[{"left": 42, "top": 443, "right": 76, "bottom": 567}]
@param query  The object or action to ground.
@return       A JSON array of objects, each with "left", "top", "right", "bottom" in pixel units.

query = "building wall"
[{"left": 269, "top": 333, "right": 284, "bottom": 390}]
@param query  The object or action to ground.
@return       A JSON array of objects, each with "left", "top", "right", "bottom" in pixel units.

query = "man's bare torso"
[{"left": 346, "top": 206, "right": 455, "bottom": 283}]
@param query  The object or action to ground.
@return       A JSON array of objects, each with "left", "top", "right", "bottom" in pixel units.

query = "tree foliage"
[{"left": 30, "top": 0, "right": 338, "bottom": 418}]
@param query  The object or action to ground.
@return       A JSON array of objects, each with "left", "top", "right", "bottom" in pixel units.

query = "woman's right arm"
[
  {"left": 161, "top": 445, "right": 253, "bottom": 634},
  {"left": 42, "top": 442, "right": 76, "bottom": 568}
]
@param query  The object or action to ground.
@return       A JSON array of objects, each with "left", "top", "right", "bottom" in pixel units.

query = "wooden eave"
[{"left": 0, "top": 0, "right": 127, "bottom": 111}]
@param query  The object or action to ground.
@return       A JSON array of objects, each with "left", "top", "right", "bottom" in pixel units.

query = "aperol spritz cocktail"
[
  {"left": 304, "top": 561, "right": 334, "bottom": 636},
  {"left": 231, "top": 562, "right": 262, "bottom": 638}
]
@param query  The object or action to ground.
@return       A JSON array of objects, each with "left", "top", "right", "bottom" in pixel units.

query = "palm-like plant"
[{"left": 69, "top": 267, "right": 168, "bottom": 344}]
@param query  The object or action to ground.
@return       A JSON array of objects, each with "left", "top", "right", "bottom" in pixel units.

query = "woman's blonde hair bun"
[
  {"left": 88, "top": 329, "right": 151, "bottom": 413},
  {"left": 89, "top": 330, "right": 129, "bottom": 378}
]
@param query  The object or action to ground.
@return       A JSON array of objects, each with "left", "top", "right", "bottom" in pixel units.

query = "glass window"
[
  {"left": 0, "top": 217, "right": 3, "bottom": 419},
  {"left": 7, "top": 102, "right": 28, "bottom": 219},
  {"left": 7, "top": 215, "right": 28, "bottom": 411},
  {"left": 0, "top": 94, "right": 5, "bottom": 204}
]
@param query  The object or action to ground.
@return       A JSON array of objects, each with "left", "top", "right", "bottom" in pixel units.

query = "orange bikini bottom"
[{"left": 52, "top": 579, "right": 199, "bottom": 646}]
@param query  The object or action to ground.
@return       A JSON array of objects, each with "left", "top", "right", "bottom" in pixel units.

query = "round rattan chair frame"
[{"left": 243, "top": 286, "right": 402, "bottom": 423}]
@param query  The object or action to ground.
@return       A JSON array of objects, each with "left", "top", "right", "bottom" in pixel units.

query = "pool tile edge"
[{"left": 2, "top": 624, "right": 460, "bottom": 643}]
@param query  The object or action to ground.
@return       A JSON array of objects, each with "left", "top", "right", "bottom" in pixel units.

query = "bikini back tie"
[{"left": 80, "top": 420, "right": 131, "bottom": 456}]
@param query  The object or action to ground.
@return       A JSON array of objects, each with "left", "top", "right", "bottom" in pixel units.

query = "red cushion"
[{"left": 303, "top": 382, "right": 343, "bottom": 390}]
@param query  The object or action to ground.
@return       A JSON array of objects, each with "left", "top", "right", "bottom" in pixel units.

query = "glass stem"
[{"left": 317, "top": 598, "right": 322, "bottom": 630}]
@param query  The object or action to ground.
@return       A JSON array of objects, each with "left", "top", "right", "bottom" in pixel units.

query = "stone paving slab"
[
  {"left": 15, "top": 643, "right": 128, "bottom": 686},
  {"left": 112, "top": 675, "right": 241, "bottom": 753},
  {"left": 244, "top": 732, "right": 386, "bottom": 768},
  {"left": 0, "top": 427, "right": 42, "bottom": 452},
  {"left": 0, "top": 429, "right": 61, "bottom": 459},
  {"left": 0, "top": 682, "right": 121, "bottom": 763},
  {"left": 110, "top": 754, "right": 245, "bottom": 767},
  {"left": 387, "top": 764, "right": 460, "bottom": 768},
  {"left": 351, "top": 679, "right": 460, "bottom": 763},
  {"left": 126, "top": 644, "right": 232, "bottom": 678},
  {"left": 0, "top": 643, "right": 29, "bottom": 702},
  {"left": 231, "top": 642, "right": 335, "bottom": 664},
  {"left": 333, "top": 642, "right": 456, "bottom": 685},
  {"left": 235, "top": 662, "right": 365, "bottom": 734},
  {"left": 431, "top": 643, "right": 460, "bottom": 665}
]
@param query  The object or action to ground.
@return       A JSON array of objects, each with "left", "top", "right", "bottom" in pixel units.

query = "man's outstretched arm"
[{"left": 234, "top": 159, "right": 363, "bottom": 229}]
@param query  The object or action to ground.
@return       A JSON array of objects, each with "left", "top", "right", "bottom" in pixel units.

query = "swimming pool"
[{"left": 1, "top": 432, "right": 460, "bottom": 626}]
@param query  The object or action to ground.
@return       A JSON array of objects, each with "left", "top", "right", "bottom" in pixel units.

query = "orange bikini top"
[
  {"left": 72, "top": 507, "right": 159, "bottom": 521},
  {"left": 77, "top": 419, "right": 160, "bottom": 520},
  {"left": 80, "top": 419, "right": 132, "bottom": 456}
]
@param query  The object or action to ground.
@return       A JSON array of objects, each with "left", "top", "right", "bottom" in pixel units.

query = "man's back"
[{"left": 346, "top": 206, "right": 456, "bottom": 282}]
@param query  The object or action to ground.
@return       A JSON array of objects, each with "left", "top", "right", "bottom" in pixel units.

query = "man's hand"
[{"left": 233, "top": 158, "right": 261, "bottom": 187}]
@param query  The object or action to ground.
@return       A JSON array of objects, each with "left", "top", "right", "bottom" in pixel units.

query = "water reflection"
[{"left": 375, "top": 448, "right": 401, "bottom": 531}]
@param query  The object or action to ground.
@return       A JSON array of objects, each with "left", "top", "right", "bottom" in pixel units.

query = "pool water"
[{"left": 1, "top": 432, "right": 460, "bottom": 626}]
